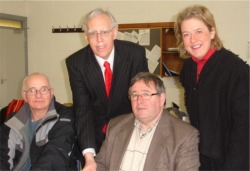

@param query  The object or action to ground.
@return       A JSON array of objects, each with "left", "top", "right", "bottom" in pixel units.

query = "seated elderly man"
[
  {"left": 96, "top": 72, "right": 200, "bottom": 171},
  {"left": 0, "top": 73, "right": 77, "bottom": 170}
]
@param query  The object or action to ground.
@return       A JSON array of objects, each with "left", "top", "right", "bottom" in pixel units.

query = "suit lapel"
[
  {"left": 110, "top": 40, "right": 130, "bottom": 95},
  {"left": 144, "top": 111, "right": 171, "bottom": 170},
  {"left": 110, "top": 116, "right": 134, "bottom": 169},
  {"left": 85, "top": 50, "right": 107, "bottom": 100},
  {"left": 107, "top": 41, "right": 131, "bottom": 113}
]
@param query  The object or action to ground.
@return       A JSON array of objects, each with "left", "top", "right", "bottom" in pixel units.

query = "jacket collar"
[{"left": 5, "top": 97, "right": 58, "bottom": 132}]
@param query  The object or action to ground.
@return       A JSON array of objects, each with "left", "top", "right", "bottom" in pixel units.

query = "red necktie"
[
  {"left": 104, "top": 61, "right": 112, "bottom": 98},
  {"left": 102, "top": 61, "right": 112, "bottom": 133}
]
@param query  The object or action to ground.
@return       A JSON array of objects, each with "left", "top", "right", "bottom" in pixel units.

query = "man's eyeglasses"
[
  {"left": 86, "top": 29, "right": 113, "bottom": 38},
  {"left": 24, "top": 86, "right": 51, "bottom": 95},
  {"left": 129, "top": 92, "right": 159, "bottom": 101}
]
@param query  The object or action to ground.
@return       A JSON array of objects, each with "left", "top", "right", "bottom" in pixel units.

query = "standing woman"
[{"left": 174, "top": 5, "right": 249, "bottom": 170}]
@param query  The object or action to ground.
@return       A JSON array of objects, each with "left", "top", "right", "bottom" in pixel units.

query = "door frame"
[
  {"left": 0, "top": 13, "right": 28, "bottom": 74},
  {"left": 0, "top": 13, "right": 28, "bottom": 109}
]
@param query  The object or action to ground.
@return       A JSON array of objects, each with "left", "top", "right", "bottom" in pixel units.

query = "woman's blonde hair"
[{"left": 174, "top": 5, "right": 223, "bottom": 58}]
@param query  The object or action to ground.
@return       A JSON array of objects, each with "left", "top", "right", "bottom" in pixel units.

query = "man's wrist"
[{"left": 82, "top": 148, "right": 96, "bottom": 157}]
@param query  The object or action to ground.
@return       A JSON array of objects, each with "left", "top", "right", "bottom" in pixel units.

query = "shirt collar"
[
  {"left": 95, "top": 47, "right": 114, "bottom": 71},
  {"left": 134, "top": 114, "right": 161, "bottom": 139},
  {"left": 192, "top": 48, "right": 216, "bottom": 64}
]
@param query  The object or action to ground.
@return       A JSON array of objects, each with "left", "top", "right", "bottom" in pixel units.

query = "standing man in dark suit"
[{"left": 66, "top": 8, "right": 148, "bottom": 171}]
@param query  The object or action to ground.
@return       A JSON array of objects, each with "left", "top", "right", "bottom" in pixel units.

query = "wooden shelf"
[
  {"left": 162, "top": 51, "right": 179, "bottom": 54},
  {"left": 118, "top": 22, "right": 183, "bottom": 77},
  {"left": 118, "top": 22, "right": 174, "bottom": 29}
]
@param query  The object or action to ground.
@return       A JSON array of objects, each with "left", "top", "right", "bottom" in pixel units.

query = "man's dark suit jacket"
[{"left": 66, "top": 39, "right": 149, "bottom": 153}]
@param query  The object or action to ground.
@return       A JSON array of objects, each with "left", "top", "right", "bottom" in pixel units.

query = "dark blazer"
[
  {"left": 180, "top": 48, "right": 249, "bottom": 170},
  {"left": 96, "top": 110, "right": 200, "bottom": 171},
  {"left": 66, "top": 39, "right": 148, "bottom": 153}
]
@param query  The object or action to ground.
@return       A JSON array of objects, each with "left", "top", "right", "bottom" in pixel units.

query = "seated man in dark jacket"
[{"left": 0, "top": 72, "right": 77, "bottom": 170}]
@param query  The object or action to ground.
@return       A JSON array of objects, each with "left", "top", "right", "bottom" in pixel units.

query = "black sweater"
[{"left": 180, "top": 48, "right": 249, "bottom": 170}]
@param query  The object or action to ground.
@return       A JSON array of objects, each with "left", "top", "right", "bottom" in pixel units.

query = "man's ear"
[
  {"left": 50, "top": 88, "right": 55, "bottom": 98},
  {"left": 160, "top": 93, "right": 166, "bottom": 106},
  {"left": 113, "top": 27, "right": 118, "bottom": 40},
  {"left": 84, "top": 34, "right": 88, "bottom": 40},
  {"left": 22, "top": 92, "right": 27, "bottom": 102}
]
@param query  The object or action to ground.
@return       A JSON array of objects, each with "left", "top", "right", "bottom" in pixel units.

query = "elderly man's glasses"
[
  {"left": 86, "top": 29, "right": 113, "bottom": 38},
  {"left": 24, "top": 86, "right": 51, "bottom": 95},
  {"left": 129, "top": 92, "right": 158, "bottom": 101}
]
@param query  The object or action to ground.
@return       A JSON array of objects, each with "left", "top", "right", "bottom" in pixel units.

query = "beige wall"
[{"left": 0, "top": 0, "right": 249, "bottom": 111}]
